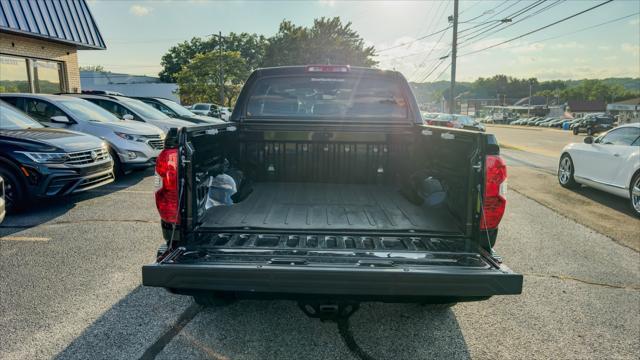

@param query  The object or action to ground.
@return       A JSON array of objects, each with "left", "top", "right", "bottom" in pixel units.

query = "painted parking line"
[{"left": 0, "top": 236, "right": 50, "bottom": 242}]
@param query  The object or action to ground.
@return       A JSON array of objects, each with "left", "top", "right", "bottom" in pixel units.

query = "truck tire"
[
  {"left": 558, "top": 154, "right": 578, "bottom": 189},
  {"left": 572, "top": 127, "right": 579, "bottom": 135},
  {"left": 630, "top": 172, "right": 640, "bottom": 218},
  {"left": 0, "top": 166, "right": 26, "bottom": 213}
]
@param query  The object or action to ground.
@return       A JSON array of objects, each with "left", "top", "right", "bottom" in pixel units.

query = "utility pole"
[
  {"left": 219, "top": 31, "right": 224, "bottom": 106},
  {"left": 449, "top": 0, "right": 459, "bottom": 115},
  {"left": 527, "top": 81, "right": 532, "bottom": 116}
]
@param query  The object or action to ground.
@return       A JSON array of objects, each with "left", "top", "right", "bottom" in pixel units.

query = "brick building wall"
[{"left": 0, "top": 32, "right": 81, "bottom": 92}]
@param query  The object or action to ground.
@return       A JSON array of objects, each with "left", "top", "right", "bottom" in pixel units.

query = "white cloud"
[
  {"left": 129, "top": 4, "right": 153, "bottom": 16},
  {"left": 621, "top": 43, "right": 640, "bottom": 56},
  {"left": 510, "top": 43, "right": 545, "bottom": 53},
  {"left": 597, "top": 45, "right": 610, "bottom": 51},
  {"left": 551, "top": 42, "right": 584, "bottom": 49},
  {"left": 317, "top": 0, "right": 336, "bottom": 7},
  {"left": 628, "top": 18, "right": 640, "bottom": 26}
]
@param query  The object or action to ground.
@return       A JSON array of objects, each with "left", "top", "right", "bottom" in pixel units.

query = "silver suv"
[
  {"left": 0, "top": 94, "right": 165, "bottom": 175},
  {"left": 68, "top": 94, "right": 195, "bottom": 133}
]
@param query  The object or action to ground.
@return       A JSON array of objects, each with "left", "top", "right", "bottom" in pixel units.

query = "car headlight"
[
  {"left": 114, "top": 132, "right": 145, "bottom": 142},
  {"left": 16, "top": 151, "right": 69, "bottom": 164}
]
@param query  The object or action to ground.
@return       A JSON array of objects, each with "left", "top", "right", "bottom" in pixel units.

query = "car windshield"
[
  {"left": 119, "top": 97, "right": 171, "bottom": 120},
  {"left": 0, "top": 101, "right": 44, "bottom": 129},
  {"left": 56, "top": 98, "right": 121, "bottom": 123},
  {"left": 193, "top": 104, "right": 210, "bottom": 110},
  {"left": 245, "top": 74, "right": 409, "bottom": 121},
  {"left": 156, "top": 98, "right": 195, "bottom": 116}
]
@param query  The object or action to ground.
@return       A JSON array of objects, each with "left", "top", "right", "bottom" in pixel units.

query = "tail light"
[
  {"left": 155, "top": 148, "right": 180, "bottom": 224},
  {"left": 426, "top": 120, "right": 434, "bottom": 125},
  {"left": 480, "top": 155, "right": 507, "bottom": 230},
  {"left": 446, "top": 121, "right": 454, "bottom": 127}
]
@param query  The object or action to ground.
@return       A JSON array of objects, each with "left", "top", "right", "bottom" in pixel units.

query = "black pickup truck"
[{"left": 142, "top": 65, "right": 522, "bottom": 316}]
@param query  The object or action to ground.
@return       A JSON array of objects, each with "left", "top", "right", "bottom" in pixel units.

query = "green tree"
[
  {"left": 159, "top": 33, "right": 267, "bottom": 82},
  {"left": 261, "top": 17, "right": 377, "bottom": 67},
  {"left": 175, "top": 51, "right": 248, "bottom": 107},
  {"left": 79, "top": 65, "right": 106, "bottom": 72}
]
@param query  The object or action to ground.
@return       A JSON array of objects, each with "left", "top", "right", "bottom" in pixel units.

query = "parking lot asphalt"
[{"left": 1, "top": 126, "right": 639, "bottom": 360}]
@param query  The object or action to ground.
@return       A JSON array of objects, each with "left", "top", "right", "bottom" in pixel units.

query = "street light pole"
[
  {"left": 528, "top": 81, "right": 532, "bottom": 116},
  {"left": 219, "top": 31, "right": 224, "bottom": 106},
  {"left": 449, "top": 0, "right": 459, "bottom": 115}
]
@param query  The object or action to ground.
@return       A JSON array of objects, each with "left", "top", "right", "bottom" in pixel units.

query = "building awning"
[{"left": 0, "top": 0, "right": 106, "bottom": 50}]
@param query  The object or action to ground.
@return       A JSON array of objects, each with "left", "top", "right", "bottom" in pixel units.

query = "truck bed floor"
[{"left": 202, "top": 182, "right": 461, "bottom": 233}]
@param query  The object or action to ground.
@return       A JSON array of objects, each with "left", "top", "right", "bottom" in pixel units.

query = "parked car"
[
  {"left": 142, "top": 65, "right": 522, "bottom": 311},
  {"left": 132, "top": 97, "right": 224, "bottom": 124},
  {"left": 0, "top": 100, "right": 114, "bottom": 212},
  {"left": 190, "top": 103, "right": 231, "bottom": 120},
  {"left": 572, "top": 114, "right": 614, "bottom": 135},
  {"left": 0, "top": 94, "right": 165, "bottom": 176},
  {"left": 424, "top": 113, "right": 463, "bottom": 128},
  {"left": 559, "top": 123, "right": 640, "bottom": 216},
  {"left": 455, "top": 115, "right": 485, "bottom": 131},
  {"left": 0, "top": 176, "right": 5, "bottom": 223},
  {"left": 65, "top": 94, "right": 195, "bottom": 134}
]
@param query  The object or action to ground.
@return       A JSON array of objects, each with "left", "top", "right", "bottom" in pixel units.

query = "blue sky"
[{"left": 82, "top": 0, "right": 640, "bottom": 82}]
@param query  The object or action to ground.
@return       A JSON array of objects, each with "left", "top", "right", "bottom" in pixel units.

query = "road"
[{"left": 1, "top": 126, "right": 638, "bottom": 359}]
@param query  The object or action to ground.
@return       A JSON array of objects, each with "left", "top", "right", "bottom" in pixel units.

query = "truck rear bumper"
[{"left": 142, "top": 262, "right": 523, "bottom": 298}]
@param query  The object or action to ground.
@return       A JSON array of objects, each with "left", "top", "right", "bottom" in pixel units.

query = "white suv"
[{"left": 0, "top": 94, "right": 165, "bottom": 175}]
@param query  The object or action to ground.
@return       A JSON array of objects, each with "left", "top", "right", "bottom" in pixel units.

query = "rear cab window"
[{"left": 244, "top": 69, "right": 410, "bottom": 122}]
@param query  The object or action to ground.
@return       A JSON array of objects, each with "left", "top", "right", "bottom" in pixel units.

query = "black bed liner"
[{"left": 201, "top": 182, "right": 461, "bottom": 233}]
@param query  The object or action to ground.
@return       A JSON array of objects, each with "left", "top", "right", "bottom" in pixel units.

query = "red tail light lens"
[
  {"left": 155, "top": 148, "right": 180, "bottom": 224},
  {"left": 480, "top": 155, "right": 507, "bottom": 230},
  {"left": 446, "top": 121, "right": 454, "bottom": 127},
  {"left": 426, "top": 120, "right": 434, "bottom": 125}
]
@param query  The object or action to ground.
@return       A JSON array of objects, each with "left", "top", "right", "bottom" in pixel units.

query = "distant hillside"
[{"left": 410, "top": 77, "right": 640, "bottom": 105}]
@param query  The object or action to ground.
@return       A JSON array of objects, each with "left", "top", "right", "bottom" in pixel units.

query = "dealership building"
[{"left": 0, "top": 0, "right": 105, "bottom": 94}]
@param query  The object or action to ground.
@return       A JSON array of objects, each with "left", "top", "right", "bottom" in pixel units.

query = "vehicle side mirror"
[
  {"left": 122, "top": 114, "right": 134, "bottom": 121},
  {"left": 50, "top": 115, "right": 72, "bottom": 124},
  {"left": 583, "top": 136, "right": 593, "bottom": 144}
]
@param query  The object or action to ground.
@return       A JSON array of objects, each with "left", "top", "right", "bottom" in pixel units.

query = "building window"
[
  {"left": 0, "top": 55, "right": 66, "bottom": 94},
  {"left": 33, "top": 60, "right": 64, "bottom": 94},
  {"left": 0, "top": 55, "right": 31, "bottom": 93}
]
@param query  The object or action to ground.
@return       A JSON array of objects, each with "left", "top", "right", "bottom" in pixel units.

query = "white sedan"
[{"left": 558, "top": 123, "right": 640, "bottom": 216}]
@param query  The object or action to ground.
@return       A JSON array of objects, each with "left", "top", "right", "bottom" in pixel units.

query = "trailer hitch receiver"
[{"left": 298, "top": 301, "right": 360, "bottom": 321}]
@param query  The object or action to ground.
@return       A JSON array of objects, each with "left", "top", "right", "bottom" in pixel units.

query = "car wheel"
[
  {"left": 0, "top": 167, "right": 26, "bottom": 213},
  {"left": 572, "top": 127, "right": 579, "bottom": 135},
  {"left": 558, "top": 154, "right": 579, "bottom": 189},
  {"left": 587, "top": 128, "right": 594, "bottom": 136},
  {"left": 108, "top": 150, "right": 125, "bottom": 178},
  {"left": 630, "top": 172, "right": 640, "bottom": 218}
]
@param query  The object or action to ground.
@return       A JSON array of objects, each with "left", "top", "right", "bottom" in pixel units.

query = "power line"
[
  {"left": 434, "top": 62, "right": 452, "bottom": 81},
  {"left": 375, "top": 25, "right": 452, "bottom": 54},
  {"left": 457, "top": 0, "right": 519, "bottom": 35},
  {"left": 486, "top": 12, "right": 640, "bottom": 52},
  {"left": 418, "top": 56, "right": 449, "bottom": 83},
  {"left": 457, "top": 0, "right": 545, "bottom": 41},
  {"left": 410, "top": 29, "right": 450, "bottom": 81},
  {"left": 459, "top": 0, "right": 566, "bottom": 47},
  {"left": 459, "top": 0, "right": 614, "bottom": 57}
]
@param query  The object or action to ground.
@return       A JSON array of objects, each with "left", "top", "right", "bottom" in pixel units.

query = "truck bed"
[{"left": 201, "top": 182, "right": 461, "bottom": 233}]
